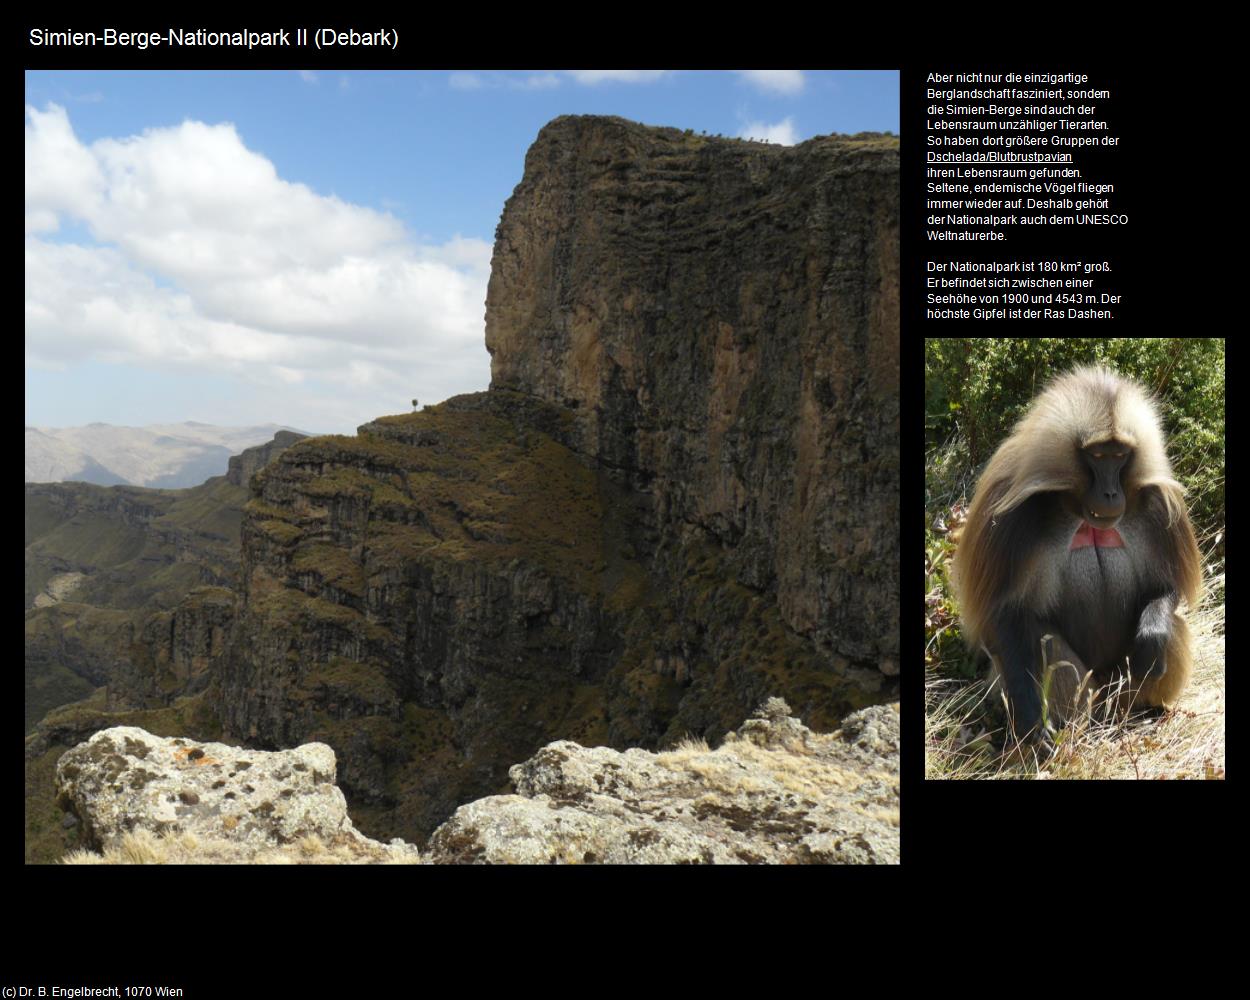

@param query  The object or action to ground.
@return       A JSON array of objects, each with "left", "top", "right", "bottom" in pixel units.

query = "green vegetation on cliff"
[
  {"left": 221, "top": 385, "right": 884, "bottom": 845},
  {"left": 24, "top": 476, "right": 247, "bottom": 734},
  {"left": 250, "top": 401, "right": 607, "bottom": 587}
]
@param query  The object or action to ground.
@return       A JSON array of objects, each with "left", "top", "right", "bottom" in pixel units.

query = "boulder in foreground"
[
  {"left": 55, "top": 726, "right": 418, "bottom": 863},
  {"left": 426, "top": 697, "right": 899, "bottom": 864}
]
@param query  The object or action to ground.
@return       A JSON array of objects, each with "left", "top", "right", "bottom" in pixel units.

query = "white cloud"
[
  {"left": 25, "top": 104, "right": 105, "bottom": 232},
  {"left": 738, "top": 117, "right": 800, "bottom": 145},
  {"left": 298, "top": 70, "right": 318, "bottom": 84},
  {"left": 422, "top": 235, "right": 493, "bottom": 273},
  {"left": 451, "top": 71, "right": 563, "bottom": 91},
  {"left": 565, "top": 70, "right": 670, "bottom": 85},
  {"left": 512, "top": 73, "right": 561, "bottom": 90},
  {"left": 24, "top": 103, "right": 495, "bottom": 430},
  {"left": 736, "top": 70, "right": 805, "bottom": 95}
]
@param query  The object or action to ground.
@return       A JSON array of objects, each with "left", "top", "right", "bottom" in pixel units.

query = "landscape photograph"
[{"left": 25, "top": 69, "right": 901, "bottom": 864}]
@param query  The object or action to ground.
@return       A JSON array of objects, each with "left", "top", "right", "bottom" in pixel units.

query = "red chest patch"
[{"left": 1069, "top": 522, "right": 1125, "bottom": 549}]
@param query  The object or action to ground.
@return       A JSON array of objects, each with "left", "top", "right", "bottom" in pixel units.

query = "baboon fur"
[{"left": 953, "top": 366, "right": 1201, "bottom": 738}]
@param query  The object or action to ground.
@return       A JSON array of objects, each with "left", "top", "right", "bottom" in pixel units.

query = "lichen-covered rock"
[
  {"left": 425, "top": 699, "right": 899, "bottom": 864},
  {"left": 54, "top": 726, "right": 418, "bottom": 863},
  {"left": 55, "top": 702, "right": 895, "bottom": 864}
]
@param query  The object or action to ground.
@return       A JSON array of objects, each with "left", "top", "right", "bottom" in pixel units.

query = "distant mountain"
[{"left": 25, "top": 422, "right": 312, "bottom": 489}]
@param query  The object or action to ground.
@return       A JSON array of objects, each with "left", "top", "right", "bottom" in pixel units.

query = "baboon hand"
[{"left": 1129, "top": 633, "right": 1168, "bottom": 681}]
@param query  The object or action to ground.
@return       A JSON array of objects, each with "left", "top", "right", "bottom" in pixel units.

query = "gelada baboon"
[{"left": 952, "top": 366, "right": 1201, "bottom": 745}]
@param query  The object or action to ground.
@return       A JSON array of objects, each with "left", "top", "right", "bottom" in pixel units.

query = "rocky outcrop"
[
  {"left": 55, "top": 699, "right": 896, "bottom": 863},
  {"left": 55, "top": 726, "right": 417, "bottom": 863},
  {"left": 228, "top": 431, "right": 307, "bottom": 488},
  {"left": 427, "top": 699, "right": 899, "bottom": 864}
]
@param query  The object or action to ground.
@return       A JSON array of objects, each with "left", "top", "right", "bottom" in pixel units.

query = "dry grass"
[
  {"left": 61, "top": 828, "right": 421, "bottom": 864},
  {"left": 926, "top": 597, "right": 1225, "bottom": 780},
  {"left": 659, "top": 724, "right": 898, "bottom": 824},
  {"left": 662, "top": 735, "right": 711, "bottom": 757}
]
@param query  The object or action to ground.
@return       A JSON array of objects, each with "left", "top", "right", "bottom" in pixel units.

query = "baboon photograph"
[{"left": 924, "top": 339, "right": 1224, "bottom": 779}]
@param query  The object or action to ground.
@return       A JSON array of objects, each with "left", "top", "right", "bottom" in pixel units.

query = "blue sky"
[{"left": 25, "top": 70, "right": 900, "bottom": 435}]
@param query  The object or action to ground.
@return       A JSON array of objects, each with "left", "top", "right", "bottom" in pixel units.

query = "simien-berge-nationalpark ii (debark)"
[{"left": 26, "top": 115, "right": 900, "bottom": 864}]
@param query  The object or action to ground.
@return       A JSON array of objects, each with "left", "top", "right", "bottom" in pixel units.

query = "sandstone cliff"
[
  {"left": 211, "top": 116, "right": 900, "bottom": 847},
  {"left": 487, "top": 117, "right": 900, "bottom": 673}
]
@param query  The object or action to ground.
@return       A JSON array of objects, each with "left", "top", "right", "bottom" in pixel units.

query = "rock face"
[
  {"left": 212, "top": 116, "right": 900, "bottom": 845},
  {"left": 55, "top": 726, "right": 417, "bottom": 863},
  {"left": 427, "top": 699, "right": 899, "bottom": 864},
  {"left": 228, "top": 430, "right": 307, "bottom": 488},
  {"left": 486, "top": 117, "right": 900, "bottom": 668}
]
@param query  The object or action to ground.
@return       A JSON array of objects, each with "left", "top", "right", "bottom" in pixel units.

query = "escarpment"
[
  {"left": 487, "top": 116, "right": 900, "bottom": 671},
  {"left": 214, "top": 116, "right": 901, "bottom": 846}
]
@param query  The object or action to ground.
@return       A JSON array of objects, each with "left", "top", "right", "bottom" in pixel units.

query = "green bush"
[{"left": 924, "top": 338, "right": 1225, "bottom": 544}]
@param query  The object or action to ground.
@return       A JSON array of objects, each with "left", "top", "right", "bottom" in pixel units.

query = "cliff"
[
  {"left": 212, "top": 116, "right": 900, "bottom": 846},
  {"left": 228, "top": 430, "right": 307, "bottom": 488},
  {"left": 487, "top": 117, "right": 900, "bottom": 671}
]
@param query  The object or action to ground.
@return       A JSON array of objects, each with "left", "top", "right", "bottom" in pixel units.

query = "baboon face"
[{"left": 1079, "top": 439, "right": 1131, "bottom": 526}]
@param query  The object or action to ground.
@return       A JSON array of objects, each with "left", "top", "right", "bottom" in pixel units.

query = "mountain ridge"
[{"left": 25, "top": 421, "right": 313, "bottom": 489}]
